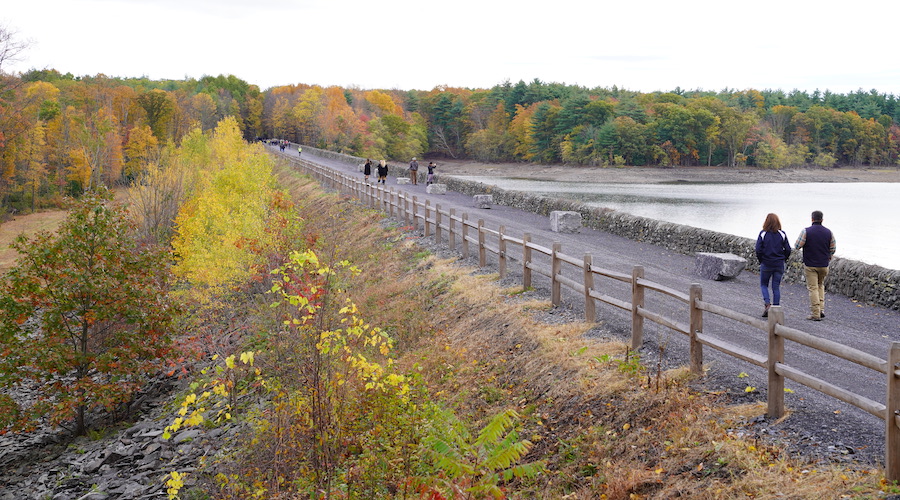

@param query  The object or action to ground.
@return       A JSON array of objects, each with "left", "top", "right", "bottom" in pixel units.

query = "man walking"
[
  {"left": 409, "top": 157, "right": 419, "bottom": 185},
  {"left": 794, "top": 210, "right": 836, "bottom": 321}
]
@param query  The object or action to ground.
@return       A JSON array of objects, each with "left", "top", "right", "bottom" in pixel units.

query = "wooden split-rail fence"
[{"left": 288, "top": 153, "right": 900, "bottom": 481}]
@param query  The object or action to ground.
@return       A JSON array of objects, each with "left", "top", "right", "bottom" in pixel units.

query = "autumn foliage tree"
[
  {"left": 170, "top": 117, "right": 302, "bottom": 298},
  {"left": 0, "top": 193, "right": 178, "bottom": 435}
]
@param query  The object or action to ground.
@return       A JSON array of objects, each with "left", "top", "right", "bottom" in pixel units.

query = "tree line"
[{"left": 2, "top": 44, "right": 899, "bottom": 213}]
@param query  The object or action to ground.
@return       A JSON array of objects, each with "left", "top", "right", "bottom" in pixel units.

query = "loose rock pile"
[{"left": 0, "top": 375, "right": 243, "bottom": 499}]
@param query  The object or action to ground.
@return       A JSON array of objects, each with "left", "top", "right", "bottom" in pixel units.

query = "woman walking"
[
  {"left": 426, "top": 161, "right": 436, "bottom": 185},
  {"left": 377, "top": 160, "right": 388, "bottom": 184},
  {"left": 755, "top": 213, "right": 792, "bottom": 317},
  {"left": 363, "top": 159, "right": 372, "bottom": 184}
]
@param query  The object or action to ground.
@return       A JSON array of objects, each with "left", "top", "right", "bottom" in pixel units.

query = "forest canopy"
[{"left": 2, "top": 37, "right": 899, "bottom": 214}]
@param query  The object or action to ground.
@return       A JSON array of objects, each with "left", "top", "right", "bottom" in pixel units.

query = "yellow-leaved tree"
[
  {"left": 124, "top": 124, "right": 159, "bottom": 179},
  {"left": 171, "top": 117, "right": 279, "bottom": 294}
]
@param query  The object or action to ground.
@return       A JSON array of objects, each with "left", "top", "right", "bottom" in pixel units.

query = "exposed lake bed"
[{"left": 435, "top": 160, "right": 900, "bottom": 185}]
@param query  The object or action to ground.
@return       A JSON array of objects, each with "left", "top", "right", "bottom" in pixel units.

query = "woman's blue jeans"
[{"left": 759, "top": 262, "right": 785, "bottom": 305}]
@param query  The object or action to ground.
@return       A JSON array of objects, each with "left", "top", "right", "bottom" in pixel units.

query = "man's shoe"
[{"left": 820, "top": 312, "right": 825, "bottom": 319}]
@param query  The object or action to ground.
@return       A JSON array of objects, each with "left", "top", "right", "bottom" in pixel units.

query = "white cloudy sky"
[{"left": 3, "top": 0, "right": 899, "bottom": 95}]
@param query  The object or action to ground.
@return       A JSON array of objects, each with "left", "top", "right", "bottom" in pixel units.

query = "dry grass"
[
  {"left": 270, "top": 160, "right": 892, "bottom": 499},
  {"left": 0, "top": 209, "right": 68, "bottom": 272}
]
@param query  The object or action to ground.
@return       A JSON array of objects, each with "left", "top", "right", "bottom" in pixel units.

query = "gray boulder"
[
  {"left": 695, "top": 252, "right": 747, "bottom": 280},
  {"left": 473, "top": 194, "right": 493, "bottom": 209},
  {"left": 550, "top": 211, "right": 582, "bottom": 233}
]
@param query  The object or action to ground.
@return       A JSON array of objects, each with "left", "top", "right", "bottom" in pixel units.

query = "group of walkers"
[
  {"left": 756, "top": 211, "right": 836, "bottom": 321},
  {"left": 361, "top": 157, "right": 437, "bottom": 186},
  {"left": 362, "top": 159, "right": 390, "bottom": 184},
  {"left": 265, "top": 139, "right": 300, "bottom": 156}
]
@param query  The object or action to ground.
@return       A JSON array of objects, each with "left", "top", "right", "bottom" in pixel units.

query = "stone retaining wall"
[
  {"left": 297, "top": 144, "right": 362, "bottom": 166},
  {"left": 296, "top": 147, "right": 900, "bottom": 311}
]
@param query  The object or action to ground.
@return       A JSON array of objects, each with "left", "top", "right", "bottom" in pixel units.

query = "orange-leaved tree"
[{"left": 0, "top": 192, "right": 178, "bottom": 435}]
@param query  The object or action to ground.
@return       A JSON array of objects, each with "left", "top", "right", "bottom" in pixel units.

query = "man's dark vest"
[{"left": 802, "top": 223, "right": 833, "bottom": 267}]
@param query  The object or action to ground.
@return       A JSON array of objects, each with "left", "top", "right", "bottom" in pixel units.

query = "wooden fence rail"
[{"left": 287, "top": 152, "right": 900, "bottom": 481}]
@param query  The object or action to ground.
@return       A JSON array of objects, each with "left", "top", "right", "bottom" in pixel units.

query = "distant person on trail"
[
  {"left": 426, "top": 161, "right": 436, "bottom": 185},
  {"left": 755, "top": 213, "right": 791, "bottom": 318},
  {"left": 794, "top": 210, "right": 836, "bottom": 321},
  {"left": 279, "top": 140, "right": 286, "bottom": 152},
  {"left": 377, "top": 160, "right": 388, "bottom": 184},
  {"left": 363, "top": 159, "right": 372, "bottom": 183},
  {"left": 298, "top": 145, "right": 302, "bottom": 156},
  {"left": 409, "top": 157, "right": 419, "bottom": 185}
]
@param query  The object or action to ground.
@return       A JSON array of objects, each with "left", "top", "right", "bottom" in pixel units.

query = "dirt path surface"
[{"left": 279, "top": 147, "right": 900, "bottom": 467}]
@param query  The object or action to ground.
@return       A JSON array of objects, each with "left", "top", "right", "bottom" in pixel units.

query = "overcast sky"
[{"left": 3, "top": 0, "right": 899, "bottom": 95}]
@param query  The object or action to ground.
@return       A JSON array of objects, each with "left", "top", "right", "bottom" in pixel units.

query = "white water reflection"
[{"left": 453, "top": 176, "right": 900, "bottom": 270}]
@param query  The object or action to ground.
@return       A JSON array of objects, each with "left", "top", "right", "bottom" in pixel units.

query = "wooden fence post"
[
  {"left": 449, "top": 209, "right": 456, "bottom": 251},
  {"left": 767, "top": 305, "right": 786, "bottom": 419},
  {"left": 478, "top": 219, "right": 486, "bottom": 267},
  {"left": 523, "top": 233, "right": 532, "bottom": 290},
  {"left": 412, "top": 196, "right": 419, "bottom": 231},
  {"left": 462, "top": 213, "right": 469, "bottom": 258},
  {"left": 689, "top": 283, "right": 704, "bottom": 376},
  {"left": 424, "top": 200, "right": 431, "bottom": 237},
  {"left": 631, "top": 265, "right": 645, "bottom": 350},
  {"left": 498, "top": 226, "right": 507, "bottom": 279},
  {"left": 403, "top": 193, "right": 409, "bottom": 226},
  {"left": 551, "top": 242, "right": 562, "bottom": 307},
  {"left": 583, "top": 254, "right": 595, "bottom": 323},
  {"left": 435, "top": 204, "right": 442, "bottom": 244},
  {"left": 389, "top": 189, "right": 395, "bottom": 217},
  {"left": 886, "top": 342, "right": 900, "bottom": 482}
]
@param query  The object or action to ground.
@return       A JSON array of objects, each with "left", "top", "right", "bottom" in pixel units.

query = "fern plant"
[{"left": 423, "top": 408, "right": 545, "bottom": 499}]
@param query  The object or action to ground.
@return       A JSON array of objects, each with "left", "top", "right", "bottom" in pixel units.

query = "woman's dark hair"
[{"left": 763, "top": 213, "right": 782, "bottom": 232}]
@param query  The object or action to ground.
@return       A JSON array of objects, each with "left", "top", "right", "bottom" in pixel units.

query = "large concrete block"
[
  {"left": 550, "top": 211, "right": 582, "bottom": 233},
  {"left": 473, "top": 194, "right": 493, "bottom": 209},
  {"left": 426, "top": 183, "right": 447, "bottom": 194},
  {"left": 695, "top": 252, "right": 747, "bottom": 280},
  {"left": 396, "top": 177, "right": 410, "bottom": 185}
]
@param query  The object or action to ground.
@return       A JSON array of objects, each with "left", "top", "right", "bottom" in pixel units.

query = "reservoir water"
[{"left": 453, "top": 177, "right": 900, "bottom": 271}]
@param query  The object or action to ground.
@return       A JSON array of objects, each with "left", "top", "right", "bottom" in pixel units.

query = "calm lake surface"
[{"left": 453, "top": 176, "right": 900, "bottom": 271}]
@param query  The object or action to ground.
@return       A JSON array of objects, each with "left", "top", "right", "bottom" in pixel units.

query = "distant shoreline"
[{"left": 435, "top": 160, "right": 900, "bottom": 184}]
